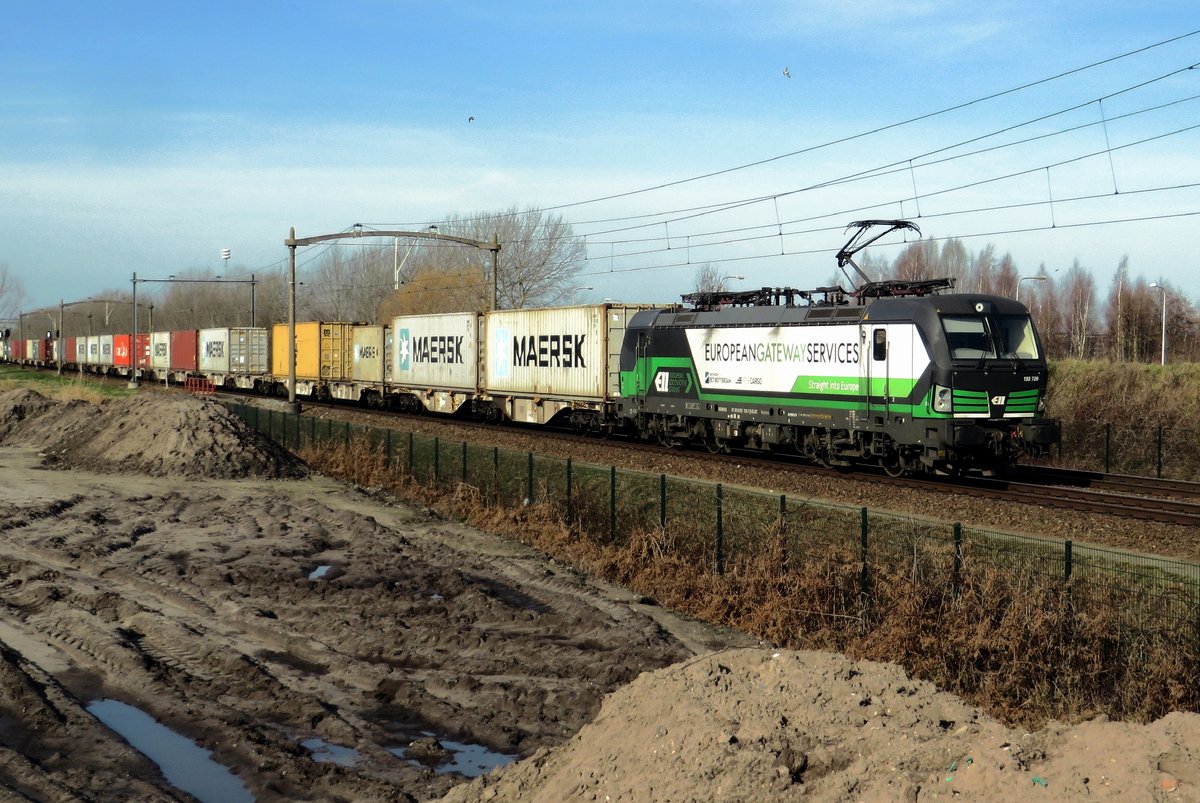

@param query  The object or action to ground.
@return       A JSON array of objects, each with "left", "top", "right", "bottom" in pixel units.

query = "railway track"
[
  {"left": 220, "top": 391, "right": 1200, "bottom": 528},
  {"left": 9, "top": 368, "right": 1195, "bottom": 528}
]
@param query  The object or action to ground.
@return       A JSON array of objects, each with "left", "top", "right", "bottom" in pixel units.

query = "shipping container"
[
  {"left": 271, "top": 322, "right": 354, "bottom": 381},
  {"left": 85, "top": 335, "right": 99, "bottom": 365},
  {"left": 113, "top": 334, "right": 132, "bottom": 368},
  {"left": 390, "top": 313, "right": 479, "bottom": 391},
  {"left": 199, "top": 328, "right": 268, "bottom": 375},
  {"left": 228, "top": 327, "right": 268, "bottom": 375},
  {"left": 135, "top": 333, "right": 151, "bottom": 370},
  {"left": 24, "top": 340, "right": 36, "bottom": 361},
  {"left": 483, "top": 304, "right": 653, "bottom": 425},
  {"left": 65, "top": 337, "right": 77, "bottom": 364},
  {"left": 150, "top": 332, "right": 170, "bottom": 370},
  {"left": 350, "top": 325, "right": 386, "bottom": 383},
  {"left": 170, "top": 330, "right": 199, "bottom": 372},
  {"left": 484, "top": 305, "right": 651, "bottom": 399},
  {"left": 98, "top": 334, "right": 114, "bottom": 366},
  {"left": 76, "top": 337, "right": 88, "bottom": 364},
  {"left": 199, "top": 328, "right": 231, "bottom": 374}
]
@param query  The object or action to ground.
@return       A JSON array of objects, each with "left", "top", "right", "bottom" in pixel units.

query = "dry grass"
[
  {"left": 1047, "top": 360, "right": 1200, "bottom": 478},
  {"left": 298, "top": 432, "right": 1200, "bottom": 729}
]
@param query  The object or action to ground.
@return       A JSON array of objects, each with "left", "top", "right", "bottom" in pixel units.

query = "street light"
[
  {"left": 1016, "top": 275, "right": 1046, "bottom": 304},
  {"left": 1150, "top": 282, "right": 1167, "bottom": 366},
  {"left": 569, "top": 285, "right": 593, "bottom": 304}
]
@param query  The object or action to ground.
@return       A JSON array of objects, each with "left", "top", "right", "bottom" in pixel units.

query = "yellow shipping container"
[{"left": 271, "top": 322, "right": 355, "bottom": 381}]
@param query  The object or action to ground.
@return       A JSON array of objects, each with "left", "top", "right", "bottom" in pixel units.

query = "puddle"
[
  {"left": 302, "top": 737, "right": 361, "bottom": 766},
  {"left": 87, "top": 699, "right": 253, "bottom": 803},
  {"left": 389, "top": 731, "right": 518, "bottom": 777},
  {"left": 307, "top": 564, "right": 331, "bottom": 579}
]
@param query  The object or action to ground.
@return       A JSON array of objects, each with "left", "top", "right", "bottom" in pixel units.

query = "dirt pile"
[
  {"left": 440, "top": 648, "right": 1200, "bottom": 802},
  {"left": 0, "top": 389, "right": 306, "bottom": 478}
]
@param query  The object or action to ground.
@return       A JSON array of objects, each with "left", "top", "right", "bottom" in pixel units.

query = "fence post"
[
  {"left": 1157, "top": 425, "right": 1164, "bottom": 479},
  {"left": 1104, "top": 423, "right": 1111, "bottom": 473},
  {"left": 566, "top": 457, "right": 573, "bottom": 526},
  {"left": 434, "top": 436, "right": 440, "bottom": 482},
  {"left": 493, "top": 446, "right": 499, "bottom": 500},
  {"left": 1064, "top": 539, "right": 1073, "bottom": 580},
  {"left": 715, "top": 483, "right": 725, "bottom": 576},
  {"left": 859, "top": 508, "right": 870, "bottom": 624},
  {"left": 462, "top": 441, "right": 468, "bottom": 484},
  {"left": 344, "top": 420, "right": 350, "bottom": 447},
  {"left": 526, "top": 452, "right": 534, "bottom": 504},
  {"left": 609, "top": 466, "right": 617, "bottom": 542},
  {"left": 408, "top": 431, "right": 414, "bottom": 474},
  {"left": 386, "top": 430, "right": 393, "bottom": 466},
  {"left": 659, "top": 474, "right": 667, "bottom": 530},
  {"left": 952, "top": 522, "right": 963, "bottom": 597}
]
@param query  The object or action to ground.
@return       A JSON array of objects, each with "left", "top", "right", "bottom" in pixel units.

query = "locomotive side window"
[
  {"left": 941, "top": 316, "right": 996, "bottom": 359},
  {"left": 872, "top": 328, "right": 886, "bottom": 361},
  {"left": 996, "top": 315, "right": 1040, "bottom": 359}
]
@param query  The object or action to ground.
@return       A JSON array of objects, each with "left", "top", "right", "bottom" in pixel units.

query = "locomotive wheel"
[{"left": 882, "top": 457, "right": 906, "bottom": 478}]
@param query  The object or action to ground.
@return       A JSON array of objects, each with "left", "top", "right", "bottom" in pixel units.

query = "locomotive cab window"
[
  {"left": 941, "top": 316, "right": 996, "bottom": 359},
  {"left": 872, "top": 328, "right": 886, "bottom": 361},
  {"left": 995, "top": 315, "right": 1039, "bottom": 359}
]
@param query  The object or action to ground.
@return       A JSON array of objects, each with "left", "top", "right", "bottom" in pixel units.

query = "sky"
[{"left": 1, "top": 1, "right": 1198, "bottom": 315}]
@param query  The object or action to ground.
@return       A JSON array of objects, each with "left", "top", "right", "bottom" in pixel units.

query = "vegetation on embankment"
[
  {"left": 304, "top": 435, "right": 1200, "bottom": 731},
  {"left": 1046, "top": 360, "right": 1200, "bottom": 478}
]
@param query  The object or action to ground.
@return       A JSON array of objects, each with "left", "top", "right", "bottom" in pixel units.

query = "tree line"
[
  {"left": 6, "top": 213, "right": 1195, "bottom": 365},
  {"left": 861, "top": 240, "right": 1197, "bottom": 362}
]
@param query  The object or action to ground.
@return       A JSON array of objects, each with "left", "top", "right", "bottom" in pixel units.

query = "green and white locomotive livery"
[{"left": 616, "top": 285, "right": 1059, "bottom": 476}]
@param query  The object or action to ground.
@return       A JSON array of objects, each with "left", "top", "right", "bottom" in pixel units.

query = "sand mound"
[
  {"left": 0, "top": 388, "right": 58, "bottom": 439},
  {"left": 0, "top": 390, "right": 306, "bottom": 479},
  {"left": 441, "top": 648, "right": 1200, "bottom": 802}
]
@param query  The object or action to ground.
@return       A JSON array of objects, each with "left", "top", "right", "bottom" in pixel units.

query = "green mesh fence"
[{"left": 226, "top": 401, "right": 1200, "bottom": 641}]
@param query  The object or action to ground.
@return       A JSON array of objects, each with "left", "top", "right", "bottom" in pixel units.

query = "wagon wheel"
[{"left": 882, "top": 455, "right": 906, "bottom": 478}]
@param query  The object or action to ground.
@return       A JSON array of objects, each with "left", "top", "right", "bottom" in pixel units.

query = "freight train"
[{"left": 1, "top": 223, "right": 1061, "bottom": 476}]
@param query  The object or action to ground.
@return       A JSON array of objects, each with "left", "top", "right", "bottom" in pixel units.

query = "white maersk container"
[
  {"left": 390, "top": 313, "right": 479, "bottom": 413},
  {"left": 98, "top": 334, "right": 114, "bottom": 366},
  {"left": 85, "top": 335, "right": 99, "bottom": 365},
  {"left": 150, "top": 332, "right": 171, "bottom": 370},
  {"left": 75, "top": 338, "right": 87, "bottom": 364},
  {"left": 199, "top": 328, "right": 268, "bottom": 376},
  {"left": 484, "top": 304, "right": 651, "bottom": 424}
]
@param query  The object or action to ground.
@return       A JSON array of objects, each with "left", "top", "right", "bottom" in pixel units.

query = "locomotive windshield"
[{"left": 941, "top": 314, "right": 1040, "bottom": 360}]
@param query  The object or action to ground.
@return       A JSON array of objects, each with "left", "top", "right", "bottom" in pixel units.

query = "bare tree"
[
  {"left": 379, "top": 265, "right": 489, "bottom": 317},
  {"left": 403, "top": 206, "right": 584, "bottom": 309},
  {"left": 0, "top": 263, "right": 26, "bottom": 325},
  {"left": 692, "top": 263, "right": 730, "bottom": 293},
  {"left": 1061, "top": 260, "right": 1097, "bottom": 359}
]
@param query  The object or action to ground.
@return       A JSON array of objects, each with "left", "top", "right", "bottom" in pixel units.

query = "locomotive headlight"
[
  {"left": 1038, "top": 394, "right": 1046, "bottom": 412},
  {"left": 933, "top": 384, "right": 953, "bottom": 412}
]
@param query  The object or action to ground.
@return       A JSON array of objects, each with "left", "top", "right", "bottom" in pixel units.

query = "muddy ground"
[{"left": 0, "top": 388, "right": 1198, "bottom": 802}]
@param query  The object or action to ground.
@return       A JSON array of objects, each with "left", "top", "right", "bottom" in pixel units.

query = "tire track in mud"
[{"left": 0, "top": 455, "right": 727, "bottom": 801}]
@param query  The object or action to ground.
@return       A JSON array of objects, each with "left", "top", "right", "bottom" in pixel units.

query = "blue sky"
[{"left": 2, "top": 1, "right": 1198, "bottom": 313}]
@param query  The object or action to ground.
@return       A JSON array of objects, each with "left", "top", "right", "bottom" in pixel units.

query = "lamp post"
[
  {"left": 1150, "top": 282, "right": 1167, "bottom": 366},
  {"left": 569, "top": 285, "right": 593, "bottom": 304},
  {"left": 1016, "top": 275, "right": 1046, "bottom": 304}
]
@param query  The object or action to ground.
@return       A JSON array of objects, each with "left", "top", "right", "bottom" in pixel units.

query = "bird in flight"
[
  {"left": 783, "top": 67, "right": 791, "bottom": 78},
  {"left": 468, "top": 116, "right": 475, "bottom": 122}
]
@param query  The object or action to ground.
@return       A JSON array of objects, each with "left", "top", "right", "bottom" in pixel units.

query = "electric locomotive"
[{"left": 616, "top": 222, "right": 1060, "bottom": 476}]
